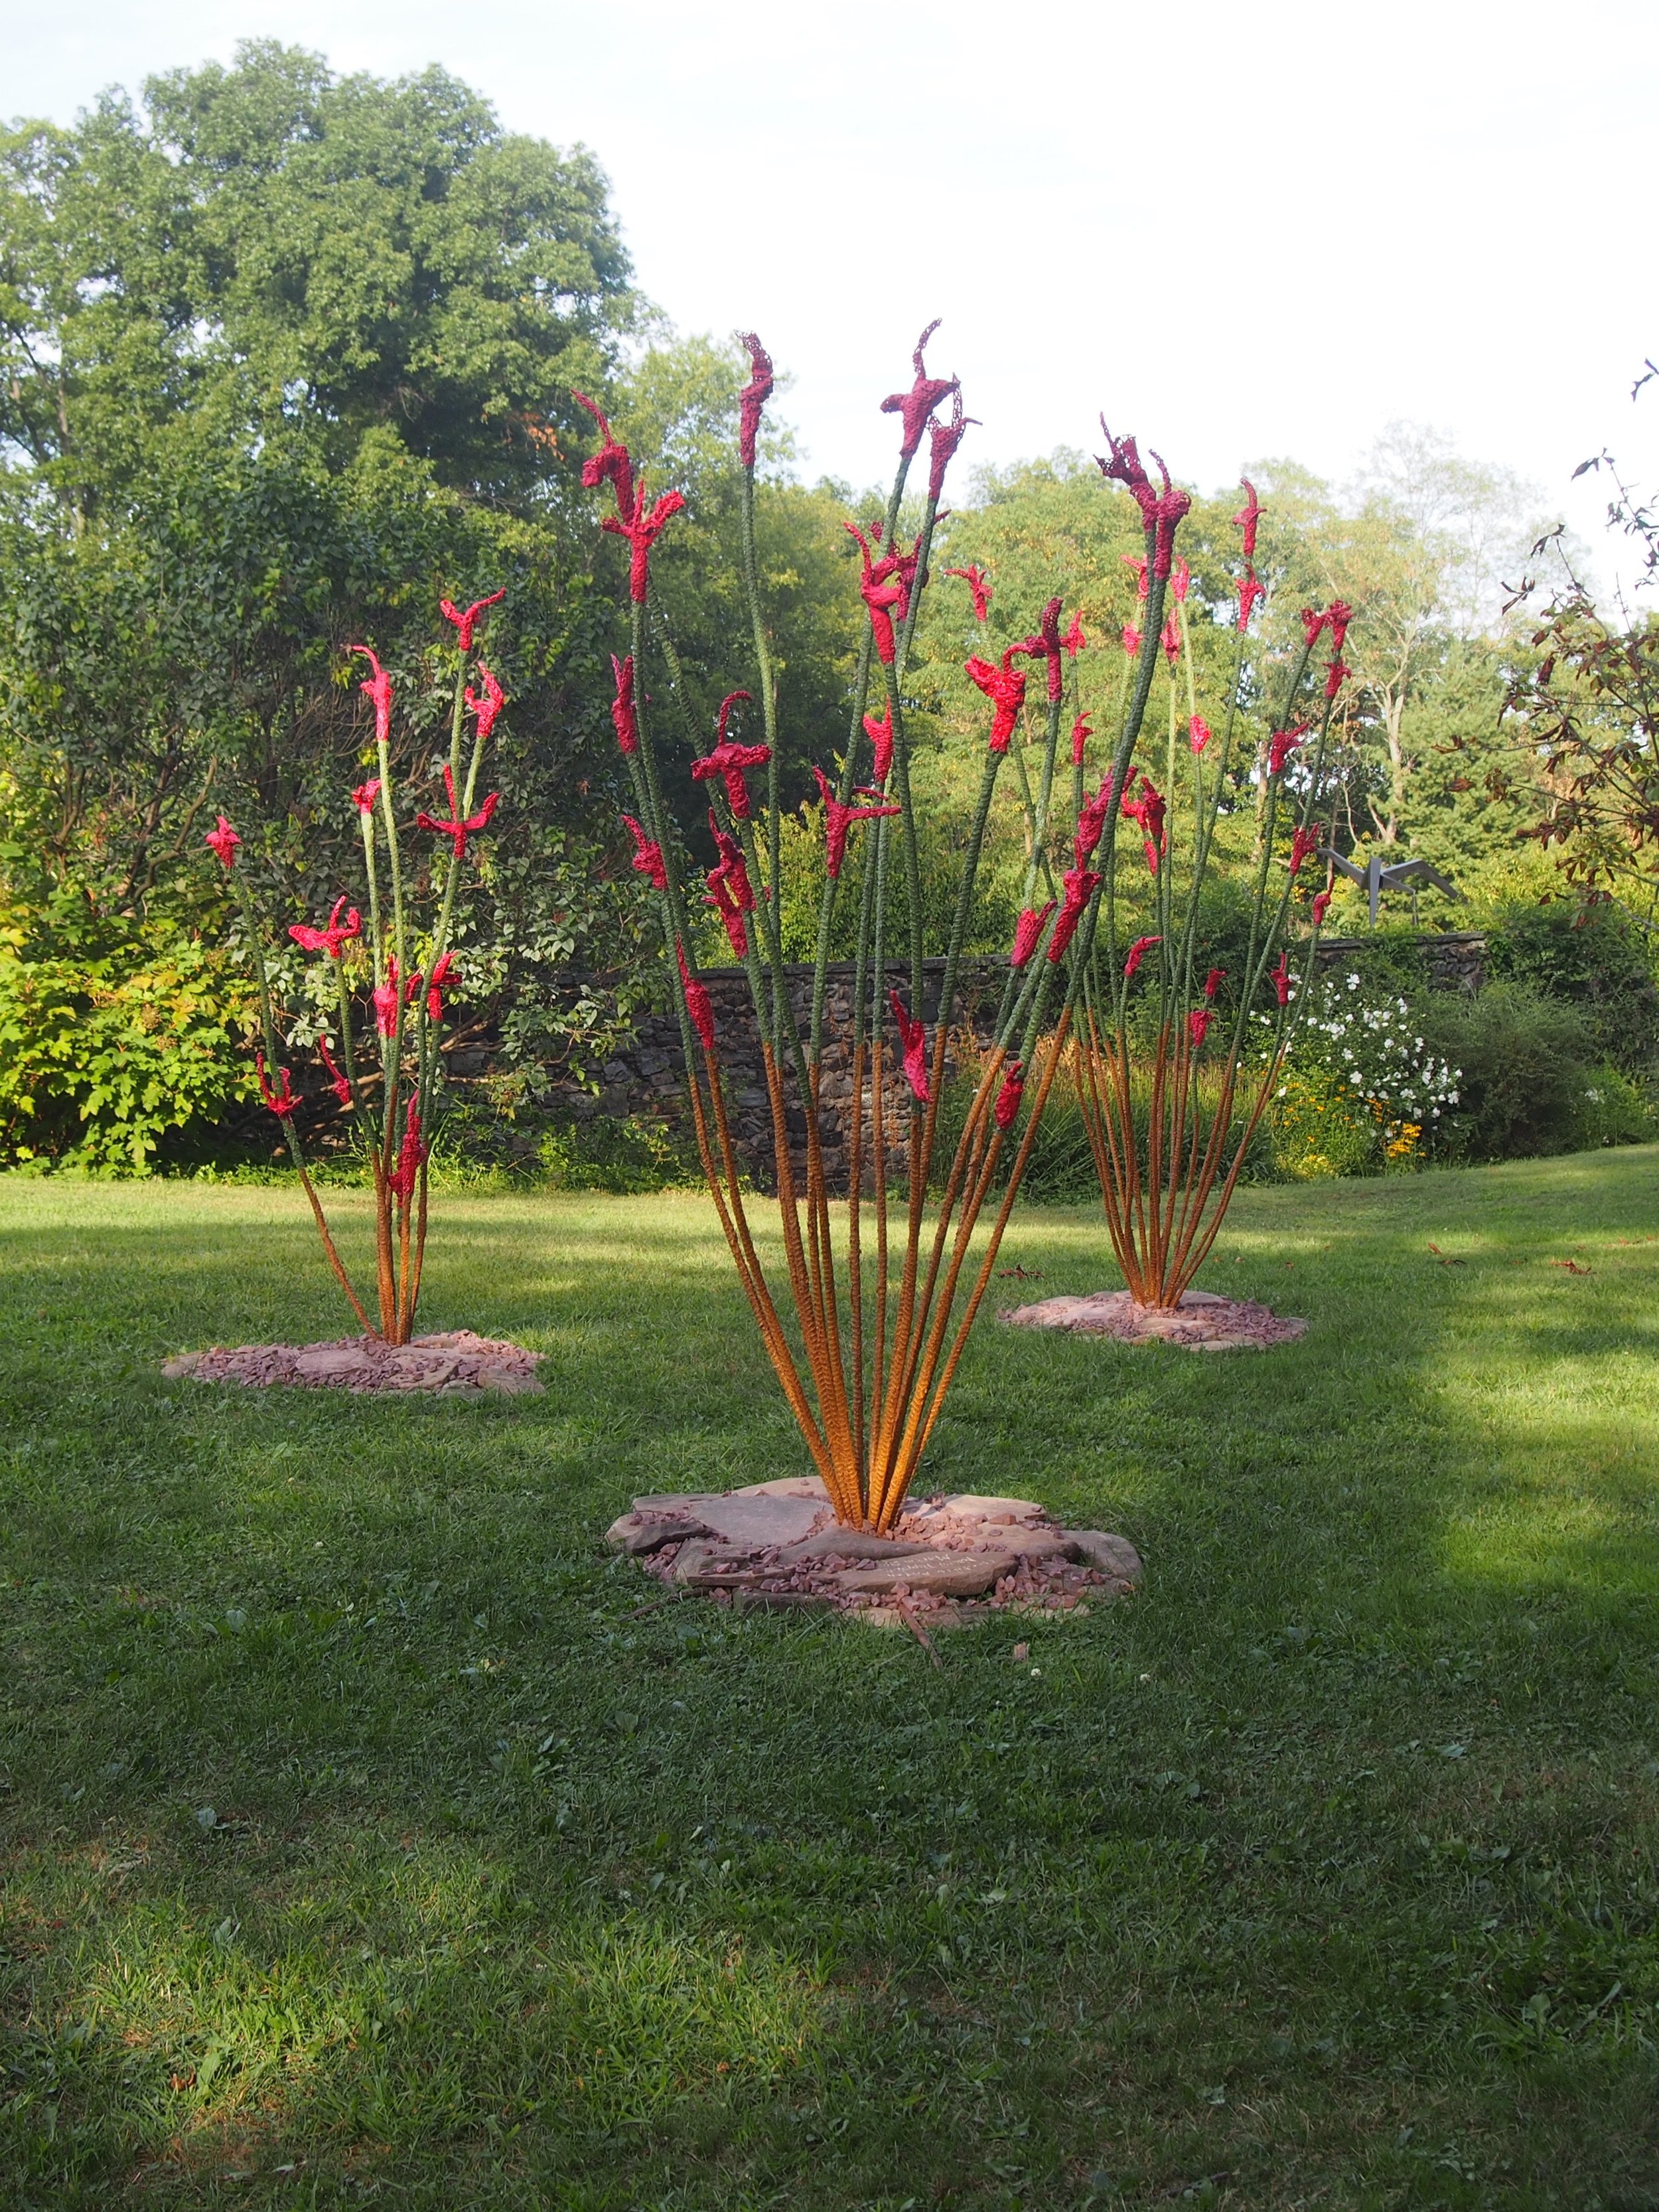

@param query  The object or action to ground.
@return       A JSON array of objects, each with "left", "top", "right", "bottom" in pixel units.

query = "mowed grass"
[{"left": 3, "top": 1155, "right": 1659, "bottom": 2211}]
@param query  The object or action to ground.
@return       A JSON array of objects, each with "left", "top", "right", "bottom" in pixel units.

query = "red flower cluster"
[
  {"left": 737, "top": 332, "right": 774, "bottom": 470},
  {"left": 415, "top": 764, "right": 500, "bottom": 860},
  {"left": 289, "top": 895, "right": 362, "bottom": 960},
  {"left": 691, "top": 694, "right": 770, "bottom": 818},
  {"left": 993, "top": 1061, "right": 1025, "bottom": 1131},
  {"left": 862, "top": 703, "right": 894, "bottom": 784},
  {"left": 352, "top": 779, "right": 382, "bottom": 816},
  {"left": 317, "top": 1035, "right": 352, "bottom": 1107},
  {"left": 678, "top": 942, "right": 715, "bottom": 1051},
  {"left": 888, "top": 990, "right": 931, "bottom": 1102},
  {"left": 622, "top": 812, "right": 668, "bottom": 890},
  {"left": 1121, "top": 774, "right": 1167, "bottom": 872},
  {"left": 374, "top": 957, "right": 421, "bottom": 1038},
  {"left": 1096, "top": 427, "right": 1191, "bottom": 577},
  {"left": 425, "top": 950, "right": 457, "bottom": 1022},
  {"left": 1074, "top": 772, "right": 1116, "bottom": 863},
  {"left": 1011, "top": 596, "right": 1068, "bottom": 703},
  {"left": 1123, "top": 934, "right": 1160, "bottom": 981},
  {"left": 705, "top": 822, "right": 757, "bottom": 957},
  {"left": 255, "top": 1051, "right": 297, "bottom": 1118},
  {"left": 846, "top": 522, "right": 905, "bottom": 664},
  {"left": 390, "top": 1099, "right": 427, "bottom": 1207},
  {"left": 1203, "top": 967, "right": 1228, "bottom": 1001},
  {"left": 205, "top": 814, "right": 241, "bottom": 871},
  {"left": 439, "top": 589, "right": 506, "bottom": 654},
  {"left": 1010, "top": 901, "right": 1056, "bottom": 967},
  {"left": 928, "top": 387, "right": 976, "bottom": 504},
  {"left": 1311, "top": 888, "right": 1332, "bottom": 927},
  {"left": 881, "top": 321, "right": 958, "bottom": 463},
  {"left": 965, "top": 648, "right": 1027, "bottom": 753},
  {"left": 467, "top": 664, "right": 505, "bottom": 742},
  {"left": 1270, "top": 952, "right": 1291, "bottom": 1007},
  {"left": 1187, "top": 1007, "right": 1214, "bottom": 1049},
  {"left": 813, "top": 765, "right": 898, "bottom": 879},
  {"left": 1189, "top": 713, "right": 1212, "bottom": 755},
  {"left": 1121, "top": 623, "right": 1142, "bottom": 658},
  {"left": 943, "top": 564, "right": 992, "bottom": 623},
  {"left": 573, "top": 392, "right": 635, "bottom": 513},
  {"left": 1233, "top": 479, "right": 1267, "bottom": 634},
  {"left": 1071, "top": 712, "right": 1092, "bottom": 767},
  {"left": 1047, "top": 864, "right": 1102, "bottom": 962},
  {"left": 610, "top": 654, "right": 638, "bottom": 755},
  {"left": 604, "top": 480, "right": 689, "bottom": 603},
  {"left": 1289, "top": 822, "right": 1322, "bottom": 876},
  {"left": 1267, "top": 723, "right": 1309, "bottom": 778},
  {"left": 350, "top": 646, "right": 394, "bottom": 745}
]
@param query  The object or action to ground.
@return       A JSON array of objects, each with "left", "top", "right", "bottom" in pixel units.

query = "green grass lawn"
[{"left": 3, "top": 1153, "right": 1659, "bottom": 2211}]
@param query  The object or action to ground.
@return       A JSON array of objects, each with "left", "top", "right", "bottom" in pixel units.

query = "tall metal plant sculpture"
[
  {"left": 581, "top": 331, "right": 1082, "bottom": 1532},
  {"left": 1052, "top": 448, "right": 1352, "bottom": 1307},
  {"left": 204, "top": 594, "right": 508, "bottom": 1344}
]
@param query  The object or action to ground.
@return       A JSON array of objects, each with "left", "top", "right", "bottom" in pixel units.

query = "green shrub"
[
  {"left": 1419, "top": 984, "right": 1598, "bottom": 1161},
  {"left": 0, "top": 897, "right": 253, "bottom": 1174},
  {"left": 1482, "top": 901, "right": 1659, "bottom": 1070}
]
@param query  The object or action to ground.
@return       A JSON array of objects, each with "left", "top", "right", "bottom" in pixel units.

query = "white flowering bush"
[{"left": 1262, "top": 969, "right": 1461, "bottom": 1177}]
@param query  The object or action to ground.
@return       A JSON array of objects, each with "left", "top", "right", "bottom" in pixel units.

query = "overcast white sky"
[{"left": 11, "top": 0, "right": 1659, "bottom": 588}]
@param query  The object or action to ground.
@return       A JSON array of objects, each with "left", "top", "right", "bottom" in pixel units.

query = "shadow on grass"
[{"left": 3, "top": 1157, "right": 1659, "bottom": 2207}]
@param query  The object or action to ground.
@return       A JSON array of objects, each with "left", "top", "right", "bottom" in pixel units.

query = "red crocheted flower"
[
  {"left": 1233, "top": 479, "right": 1264, "bottom": 561},
  {"left": 993, "top": 1061, "right": 1025, "bottom": 1131},
  {"left": 1189, "top": 713, "right": 1211, "bottom": 755},
  {"left": 813, "top": 765, "right": 898, "bottom": 879},
  {"left": 289, "top": 896, "right": 362, "bottom": 960},
  {"left": 887, "top": 990, "right": 931, "bottom": 1103},
  {"left": 1010, "top": 901, "right": 1056, "bottom": 967},
  {"left": 1072, "top": 712, "right": 1092, "bottom": 767},
  {"left": 573, "top": 391, "right": 635, "bottom": 514},
  {"left": 603, "top": 480, "right": 688, "bottom": 603},
  {"left": 255, "top": 1051, "right": 297, "bottom": 1118},
  {"left": 1121, "top": 623, "right": 1142, "bottom": 658},
  {"left": 621, "top": 812, "right": 668, "bottom": 891},
  {"left": 1327, "top": 601, "right": 1354, "bottom": 654},
  {"left": 943, "top": 565, "right": 992, "bottom": 623},
  {"left": 678, "top": 942, "right": 715, "bottom": 1051},
  {"left": 1270, "top": 952, "right": 1291, "bottom": 1007},
  {"left": 881, "top": 321, "right": 958, "bottom": 463},
  {"left": 317, "top": 1035, "right": 352, "bottom": 1107},
  {"left": 862, "top": 704, "right": 894, "bottom": 784},
  {"left": 1011, "top": 597, "right": 1066, "bottom": 703},
  {"left": 927, "top": 388, "right": 976, "bottom": 503},
  {"left": 1123, "top": 934, "right": 1161, "bottom": 980},
  {"left": 1236, "top": 571, "right": 1265, "bottom": 633},
  {"left": 350, "top": 646, "right": 393, "bottom": 746},
  {"left": 204, "top": 814, "right": 241, "bottom": 871},
  {"left": 425, "top": 950, "right": 457, "bottom": 1021},
  {"left": 611, "top": 654, "right": 638, "bottom": 755},
  {"left": 737, "top": 332, "right": 774, "bottom": 470},
  {"left": 1121, "top": 552, "right": 1150, "bottom": 603},
  {"left": 1121, "top": 778, "right": 1167, "bottom": 871},
  {"left": 1187, "top": 1006, "right": 1214, "bottom": 1049},
  {"left": 964, "top": 650, "right": 1027, "bottom": 753},
  {"left": 1289, "top": 823, "right": 1321, "bottom": 876},
  {"left": 1325, "top": 656, "right": 1350, "bottom": 700},
  {"left": 1046, "top": 865, "right": 1102, "bottom": 962},
  {"left": 1075, "top": 773, "right": 1116, "bottom": 864},
  {"left": 847, "top": 522, "right": 904, "bottom": 664},
  {"left": 351, "top": 779, "right": 382, "bottom": 816},
  {"left": 415, "top": 765, "right": 500, "bottom": 860},
  {"left": 1311, "top": 889, "right": 1332, "bottom": 927},
  {"left": 1202, "top": 966, "right": 1227, "bottom": 1001},
  {"left": 691, "top": 696, "right": 769, "bottom": 818},
  {"left": 1267, "top": 723, "right": 1309, "bottom": 778},
  {"left": 390, "top": 1098, "right": 427, "bottom": 1206},
  {"left": 467, "top": 663, "right": 505, "bottom": 743},
  {"left": 439, "top": 589, "right": 506, "bottom": 654}
]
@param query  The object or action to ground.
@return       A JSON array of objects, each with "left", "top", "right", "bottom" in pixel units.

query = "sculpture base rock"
[
  {"left": 1001, "top": 1287, "right": 1306, "bottom": 1349},
  {"left": 161, "top": 1331, "right": 544, "bottom": 1396},
  {"left": 607, "top": 1477, "right": 1141, "bottom": 1628}
]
